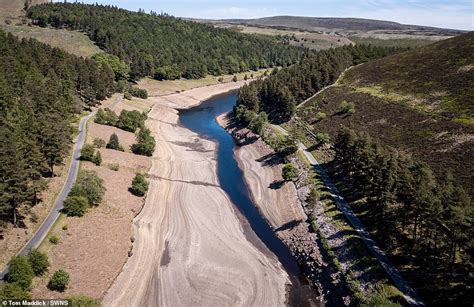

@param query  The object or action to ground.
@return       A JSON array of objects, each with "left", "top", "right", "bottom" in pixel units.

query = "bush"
[
  {"left": 117, "top": 110, "right": 145, "bottom": 132},
  {"left": 217, "top": 77, "right": 224, "bottom": 82},
  {"left": 316, "top": 112, "right": 327, "bottom": 121},
  {"left": 244, "top": 74, "right": 248, "bottom": 81},
  {"left": 340, "top": 101, "right": 355, "bottom": 114},
  {"left": 95, "top": 108, "right": 118, "bottom": 126},
  {"left": 7, "top": 256, "right": 34, "bottom": 290},
  {"left": 63, "top": 196, "right": 89, "bottom": 217},
  {"left": 129, "top": 86, "right": 148, "bottom": 99},
  {"left": 131, "top": 128, "right": 156, "bottom": 157},
  {"left": 130, "top": 173, "right": 149, "bottom": 196},
  {"left": 124, "top": 92, "right": 132, "bottom": 100},
  {"left": 274, "top": 135, "right": 298, "bottom": 157},
  {"left": 48, "top": 269, "right": 70, "bottom": 292},
  {"left": 106, "top": 133, "right": 124, "bottom": 152},
  {"left": 92, "top": 151, "right": 102, "bottom": 166},
  {"left": 68, "top": 170, "right": 106, "bottom": 206},
  {"left": 362, "top": 284, "right": 403, "bottom": 307},
  {"left": 108, "top": 163, "right": 120, "bottom": 171},
  {"left": 62, "top": 224, "right": 68, "bottom": 231},
  {"left": 93, "top": 138, "right": 106, "bottom": 148},
  {"left": 315, "top": 132, "right": 331, "bottom": 144},
  {"left": 0, "top": 282, "right": 32, "bottom": 300},
  {"left": 282, "top": 164, "right": 298, "bottom": 181},
  {"left": 49, "top": 236, "right": 60, "bottom": 245},
  {"left": 27, "top": 249, "right": 50, "bottom": 276},
  {"left": 232, "top": 75, "right": 237, "bottom": 82},
  {"left": 68, "top": 296, "right": 100, "bottom": 307},
  {"left": 80, "top": 144, "right": 95, "bottom": 162}
]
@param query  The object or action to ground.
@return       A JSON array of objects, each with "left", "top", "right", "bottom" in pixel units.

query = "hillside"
[
  {"left": 299, "top": 32, "right": 474, "bottom": 196},
  {"left": 0, "top": 0, "right": 102, "bottom": 57},
  {"left": 27, "top": 3, "right": 309, "bottom": 80},
  {"left": 343, "top": 32, "right": 474, "bottom": 121},
  {"left": 215, "top": 16, "right": 465, "bottom": 35}
]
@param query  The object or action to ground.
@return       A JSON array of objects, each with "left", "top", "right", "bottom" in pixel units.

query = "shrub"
[
  {"left": 62, "top": 224, "right": 68, "bottom": 231},
  {"left": 95, "top": 108, "right": 118, "bottom": 126},
  {"left": 7, "top": 256, "right": 34, "bottom": 290},
  {"left": 49, "top": 236, "right": 60, "bottom": 245},
  {"left": 0, "top": 282, "right": 32, "bottom": 300},
  {"left": 316, "top": 112, "right": 327, "bottom": 121},
  {"left": 274, "top": 135, "right": 298, "bottom": 157},
  {"left": 106, "top": 133, "right": 124, "bottom": 151},
  {"left": 340, "top": 100, "right": 355, "bottom": 114},
  {"left": 232, "top": 75, "right": 237, "bottom": 82},
  {"left": 63, "top": 196, "right": 89, "bottom": 217},
  {"left": 124, "top": 92, "right": 132, "bottom": 100},
  {"left": 130, "top": 173, "right": 149, "bottom": 196},
  {"left": 93, "top": 138, "right": 106, "bottom": 148},
  {"left": 217, "top": 77, "right": 224, "bottom": 82},
  {"left": 117, "top": 110, "right": 145, "bottom": 132},
  {"left": 131, "top": 128, "right": 156, "bottom": 157},
  {"left": 306, "top": 188, "right": 320, "bottom": 205},
  {"left": 68, "top": 170, "right": 106, "bottom": 206},
  {"left": 30, "top": 212, "right": 38, "bottom": 223},
  {"left": 48, "top": 269, "right": 70, "bottom": 292},
  {"left": 315, "top": 132, "right": 331, "bottom": 144},
  {"left": 92, "top": 151, "right": 102, "bottom": 166},
  {"left": 108, "top": 163, "right": 120, "bottom": 171},
  {"left": 129, "top": 86, "right": 148, "bottom": 99},
  {"left": 80, "top": 144, "right": 95, "bottom": 162},
  {"left": 27, "top": 249, "right": 50, "bottom": 276},
  {"left": 362, "top": 284, "right": 403, "bottom": 307},
  {"left": 68, "top": 296, "right": 100, "bottom": 307},
  {"left": 244, "top": 74, "right": 248, "bottom": 81},
  {"left": 282, "top": 164, "right": 298, "bottom": 181}
]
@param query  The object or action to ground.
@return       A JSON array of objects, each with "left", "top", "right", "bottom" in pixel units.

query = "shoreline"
[
  {"left": 103, "top": 80, "right": 290, "bottom": 306},
  {"left": 217, "top": 112, "right": 353, "bottom": 306}
]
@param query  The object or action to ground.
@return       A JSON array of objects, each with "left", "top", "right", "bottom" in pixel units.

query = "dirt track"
[{"left": 103, "top": 81, "right": 289, "bottom": 306}]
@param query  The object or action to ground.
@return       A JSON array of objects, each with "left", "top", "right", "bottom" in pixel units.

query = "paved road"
[
  {"left": 273, "top": 125, "right": 424, "bottom": 306},
  {"left": 0, "top": 95, "right": 122, "bottom": 281}
]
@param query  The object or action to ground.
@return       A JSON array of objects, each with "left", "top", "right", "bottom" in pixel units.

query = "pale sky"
[{"left": 56, "top": 0, "right": 474, "bottom": 30}]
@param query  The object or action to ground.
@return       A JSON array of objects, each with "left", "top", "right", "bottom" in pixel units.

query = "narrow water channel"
[{"left": 179, "top": 91, "right": 320, "bottom": 306}]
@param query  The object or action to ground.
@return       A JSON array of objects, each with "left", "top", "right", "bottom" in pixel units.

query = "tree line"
[
  {"left": 27, "top": 3, "right": 310, "bottom": 80},
  {"left": 236, "top": 44, "right": 405, "bottom": 123},
  {"left": 0, "top": 30, "right": 115, "bottom": 226},
  {"left": 333, "top": 128, "right": 472, "bottom": 294}
]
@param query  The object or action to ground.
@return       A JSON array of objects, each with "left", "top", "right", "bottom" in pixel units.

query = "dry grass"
[
  {"left": 31, "top": 103, "right": 151, "bottom": 300},
  {"left": 2, "top": 25, "right": 102, "bottom": 58},
  {"left": 231, "top": 25, "right": 352, "bottom": 49},
  {"left": 0, "top": 155, "right": 71, "bottom": 269},
  {"left": 0, "top": 0, "right": 101, "bottom": 58},
  {"left": 138, "top": 69, "right": 268, "bottom": 96}
]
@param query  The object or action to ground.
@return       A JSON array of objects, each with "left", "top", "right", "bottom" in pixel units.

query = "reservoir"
[{"left": 179, "top": 91, "right": 319, "bottom": 306}]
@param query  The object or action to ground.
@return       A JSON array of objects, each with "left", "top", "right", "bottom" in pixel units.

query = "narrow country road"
[
  {"left": 0, "top": 95, "right": 122, "bottom": 281},
  {"left": 273, "top": 124, "right": 424, "bottom": 306}
]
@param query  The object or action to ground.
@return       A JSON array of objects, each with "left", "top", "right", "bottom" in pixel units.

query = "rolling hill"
[
  {"left": 208, "top": 16, "right": 465, "bottom": 35},
  {"left": 299, "top": 32, "right": 474, "bottom": 198}
]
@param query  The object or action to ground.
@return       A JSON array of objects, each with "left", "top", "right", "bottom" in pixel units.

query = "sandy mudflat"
[
  {"left": 217, "top": 114, "right": 307, "bottom": 230},
  {"left": 103, "top": 81, "right": 289, "bottom": 306}
]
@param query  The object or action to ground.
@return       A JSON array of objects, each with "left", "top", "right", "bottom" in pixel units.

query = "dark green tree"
[
  {"left": 27, "top": 249, "right": 50, "bottom": 276},
  {"left": 130, "top": 173, "right": 149, "bottom": 196},
  {"left": 48, "top": 269, "right": 70, "bottom": 292},
  {"left": 7, "top": 256, "right": 34, "bottom": 290}
]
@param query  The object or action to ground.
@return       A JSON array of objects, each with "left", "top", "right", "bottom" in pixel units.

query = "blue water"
[{"left": 179, "top": 91, "right": 301, "bottom": 277}]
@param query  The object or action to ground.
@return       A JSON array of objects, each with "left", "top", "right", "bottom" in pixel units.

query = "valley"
[{"left": 0, "top": 1, "right": 472, "bottom": 306}]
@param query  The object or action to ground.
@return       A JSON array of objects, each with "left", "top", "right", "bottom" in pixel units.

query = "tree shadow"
[
  {"left": 256, "top": 152, "right": 282, "bottom": 167},
  {"left": 269, "top": 180, "right": 285, "bottom": 190},
  {"left": 275, "top": 219, "right": 303, "bottom": 232}
]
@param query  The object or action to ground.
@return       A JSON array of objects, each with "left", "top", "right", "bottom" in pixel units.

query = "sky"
[{"left": 55, "top": 0, "right": 474, "bottom": 30}]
